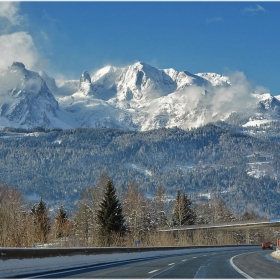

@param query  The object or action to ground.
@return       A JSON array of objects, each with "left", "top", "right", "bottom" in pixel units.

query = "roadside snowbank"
[{"left": 271, "top": 250, "right": 280, "bottom": 260}]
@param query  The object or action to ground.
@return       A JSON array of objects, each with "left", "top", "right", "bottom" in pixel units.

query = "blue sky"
[{"left": 0, "top": 2, "right": 280, "bottom": 95}]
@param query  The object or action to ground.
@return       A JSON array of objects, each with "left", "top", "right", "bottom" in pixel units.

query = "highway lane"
[
  {"left": 26, "top": 247, "right": 263, "bottom": 279},
  {"left": 233, "top": 249, "right": 280, "bottom": 278}
]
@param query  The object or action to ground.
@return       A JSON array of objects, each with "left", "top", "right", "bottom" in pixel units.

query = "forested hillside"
[{"left": 1, "top": 123, "right": 280, "bottom": 218}]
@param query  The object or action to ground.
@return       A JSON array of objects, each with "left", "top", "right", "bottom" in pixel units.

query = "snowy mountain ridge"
[{"left": 0, "top": 61, "right": 279, "bottom": 131}]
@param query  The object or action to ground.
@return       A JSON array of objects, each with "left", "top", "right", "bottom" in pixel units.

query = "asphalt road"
[
  {"left": 232, "top": 249, "right": 280, "bottom": 278},
  {"left": 25, "top": 246, "right": 280, "bottom": 279}
]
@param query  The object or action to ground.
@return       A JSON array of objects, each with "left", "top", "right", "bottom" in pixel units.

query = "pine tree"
[
  {"left": 54, "top": 204, "right": 69, "bottom": 239},
  {"left": 31, "top": 197, "right": 51, "bottom": 243},
  {"left": 173, "top": 190, "right": 196, "bottom": 226},
  {"left": 181, "top": 192, "right": 196, "bottom": 225},
  {"left": 97, "top": 179, "right": 126, "bottom": 246}
]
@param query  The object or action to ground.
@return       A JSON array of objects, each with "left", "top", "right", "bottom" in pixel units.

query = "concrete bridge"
[{"left": 158, "top": 220, "right": 280, "bottom": 244}]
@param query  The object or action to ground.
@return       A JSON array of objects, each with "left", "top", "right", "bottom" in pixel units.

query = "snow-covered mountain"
[
  {"left": 0, "top": 62, "right": 68, "bottom": 129},
  {"left": 0, "top": 61, "right": 279, "bottom": 131}
]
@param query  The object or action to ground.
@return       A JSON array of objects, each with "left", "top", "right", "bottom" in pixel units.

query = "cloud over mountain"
[
  {"left": 0, "top": 32, "right": 39, "bottom": 72},
  {"left": 0, "top": 2, "right": 45, "bottom": 74}
]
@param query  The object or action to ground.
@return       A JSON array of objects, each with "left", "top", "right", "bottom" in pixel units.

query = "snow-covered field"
[{"left": 0, "top": 247, "right": 249, "bottom": 278}]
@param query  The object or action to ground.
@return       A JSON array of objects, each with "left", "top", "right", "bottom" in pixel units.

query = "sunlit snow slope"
[{"left": 0, "top": 61, "right": 279, "bottom": 131}]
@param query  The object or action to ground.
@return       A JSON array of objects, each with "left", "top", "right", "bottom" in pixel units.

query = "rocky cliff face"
[{"left": 79, "top": 71, "right": 94, "bottom": 96}]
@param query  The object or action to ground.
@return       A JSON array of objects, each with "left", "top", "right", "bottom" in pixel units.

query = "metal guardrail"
[{"left": 0, "top": 245, "right": 256, "bottom": 260}]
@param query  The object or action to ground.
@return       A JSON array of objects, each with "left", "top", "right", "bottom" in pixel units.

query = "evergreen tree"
[
  {"left": 97, "top": 179, "right": 126, "bottom": 246},
  {"left": 31, "top": 197, "right": 51, "bottom": 243},
  {"left": 181, "top": 192, "right": 196, "bottom": 225},
  {"left": 54, "top": 204, "right": 69, "bottom": 238},
  {"left": 173, "top": 190, "right": 196, "bottom": 226}
]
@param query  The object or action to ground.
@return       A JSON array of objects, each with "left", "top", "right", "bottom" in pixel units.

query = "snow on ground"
[
  {"left": 0, "top": 132, "right": 42, "bottom": 139},
  {"left": 126, "top": 163, "right": 152, "bottom": 176},
  {"left": 0, "top": 247, "right": 251, "bottom": 278},
  {"left": 176, "top": 164, "right": 194, "bottom": 171},
  {"left": 247, "top": 169, "right": 266, "bottom": 179},
  {"left": 52, "top": 139, "right": 62, "bottom": 144},
  {"left": 271, "top": 250, "right": 280, "bottom": 260},
  {"left": 242, "top": 119, "right": 272, "bottom": 127}
]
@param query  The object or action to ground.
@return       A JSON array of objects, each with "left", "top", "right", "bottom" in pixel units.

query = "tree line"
[
  {"left": 1, "top": 124, "right": 280, "bottom": 218},
  {"left": 1, "top": 172, "right": 275, "bottom": 248}
]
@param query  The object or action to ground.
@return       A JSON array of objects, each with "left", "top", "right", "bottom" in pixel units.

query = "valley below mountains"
[
  {"left": 0, "top": 61, "right": 280, "bottom": 218},
  {"left": 1, "top": 124, "right": 280, "bottom": 218}
]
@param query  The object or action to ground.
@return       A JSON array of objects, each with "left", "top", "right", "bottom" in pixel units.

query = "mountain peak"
[
  {"left": 132, "top": 61, "right": 156, "bottom": 72},
  {"left": 0, "top": 61, "right": 277, "bottom": 132},
  {"left": 11, "top": 62, "right": 26, "bottom": 70},
  {"left": 80, "top": 71, "right": 91, "bottom": 84},
  {"left": 9, "top": 62, "right": 27, "bottom": 74},
  {"left": 0, "top": 63, "right": 61, "bottom": 129},
  {"left": 78, "top": 70, "right": 94, "bottom": 96},
  {"left": 114, "top": 62, "right": 177, "bottom": 101}
]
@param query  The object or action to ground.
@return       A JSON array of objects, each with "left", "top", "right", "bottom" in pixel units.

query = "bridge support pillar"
[{"left": 245, "top": 229, "right": 250, "bottom": 244}]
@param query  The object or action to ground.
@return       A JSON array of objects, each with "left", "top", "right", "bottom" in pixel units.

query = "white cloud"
[
  {"left": 0, "top": 32, "right": 38, "bottom": 71},
  {"left": 206, "top": 17, "right": 223, "bottom": 24},
  {"left": 244, "top": 4, "right": 266, "bottom": 14},
  {"left": 0, "top": 2, "right": 23, "bottom": 27},
  {"left": 0, "top": 2, "right": 38, "bottom": 71},
  {"left": 171, "top": 70, "right": 263, "bottom": 129},
  {"left": 0, "top": 3, "right": 49, "bottom": 73},
  {"left": 209, "top": 71, "right": 255, "bottom": 115}
]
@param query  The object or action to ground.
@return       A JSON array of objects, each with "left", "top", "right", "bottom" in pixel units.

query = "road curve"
[
  {"left": 25, "top": 247, "right": 264, "bottom": 279},
  {"left": 232, "top": 250, "right": 280, "bottom": 278}
]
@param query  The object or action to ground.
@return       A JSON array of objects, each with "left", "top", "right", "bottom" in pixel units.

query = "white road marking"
[
  {"left": 230, "top": 253, "right": 253, "bottom": 279},
  {"left": 148, "top": 269, "right": 159, "bottom": 274},
  {"left": 149, "top": 262, "right": 177, "bottom": 279},
  {"left": 168, "top": 263, "right": 175, "bottom": 266},
  {"left": 193, "top": 256, "right": 197, "bottom": 258},
  {"left": 181, "top": 259, "right": 187, "bottom": 262}
]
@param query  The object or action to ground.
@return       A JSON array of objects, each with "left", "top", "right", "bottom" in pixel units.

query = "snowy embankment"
[
  {"left": 271, "top": 250, "right": 280, "bottom": 260},
  {"left": 0, "top": 246, "right": 251, "bottom": 278}
]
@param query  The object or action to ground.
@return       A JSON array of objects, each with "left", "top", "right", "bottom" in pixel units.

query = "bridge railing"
[{"left": 158, "top": 219, "right": 271, "bottom": 231}]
